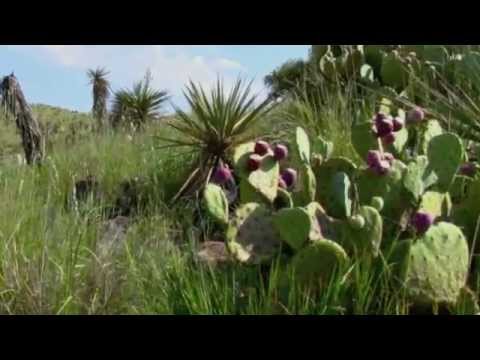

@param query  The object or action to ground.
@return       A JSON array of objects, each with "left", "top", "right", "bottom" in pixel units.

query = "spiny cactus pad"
[
  {"left": 272, "top": 207, "right": 311, "bottom": 251},
  {"left": 311, "top": 134, "right": 334, "bottom": 162},
  {"left": 427, "top": 133, "right": 464, "bottom": 192},
  {"left": 292, "top": 163, "right": 317, "bottom": 207},
  {"left": 357, "top": 159, "right": 407, "bottom": 219},
  {"left": 274, "top": 188, "right": 294, "bottom": 210},
  {"left": 403, "top": 156, "right": 438, "bottom": 202},
  {"left": 295, "top": 127, "right": 311, "bottom": 165},
  {"left": 419, "top": 191, "right": 452, "bottom": 219},
  {"left": 404, "top": 222, "right": 469, "bottom": 305},
  {"left": 340, "top": 206, "right": 383, "bottom": 256},
  {"left": 290, "top": 240, "right": 348, "bottom": 287},
  {"left": 233, "top": 142, "right": 256, "bottom": 177},
  {"left": 203, "top": 183, "right": 229, "bottom": 226},
  {"left": 452, "top": 177, "right": 480, "bottom": 246},
  {"left": 226, "top": 203, "right": 281, "bottom": 265},
  {"left": 331, "top": 172, "right": 352, "bottom": 219},
  {"left": 315, "top": 157, "right": 357, "bottom": 215},
  {"left": 381, "top": 51, "right": 410, "bottom": 91},
  {"left": 246, "top": 155, "right": 280, "bottom": 203},
  {"left": 351, "top": 122, "right": 377, "bottom": 160},
  {"left": 420, "top": 120, "right": 443, "bottom": 155}
]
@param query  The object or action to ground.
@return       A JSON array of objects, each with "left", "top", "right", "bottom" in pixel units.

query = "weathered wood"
[{"left": 1, "top": 74, "right": 44, "bottom": 165}]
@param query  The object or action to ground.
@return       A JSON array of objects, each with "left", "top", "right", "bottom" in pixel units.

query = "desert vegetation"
[{"left": 1, "top": 45, "right": 480, "bottom": 315}]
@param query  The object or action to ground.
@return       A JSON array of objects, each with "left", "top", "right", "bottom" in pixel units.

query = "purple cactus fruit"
[
  {"left": 393, "top": 117, "right": 404, "bottom": 132},
  {"left": 367, "top": 150, "right": 382, "bottom": 168},
  {"left": 412, "top": 211, "right": 434, "bottom": 234},
  {"left": 382, "top": 132, "right": 396, "bottom": 146},
  {"left": 373, "top": 160, "right": 391, "bottom": 176},
  {"left": 406, "top": 107, "right": 425, "bottom": 124},
  {"left": 278, "top": 178, "right": 288, "bottom": 190},
  {"left": 254, "top": 140, "right": 271, "bottom": 156},
  {"left": 375, "top": 116, "right": 394, "bottom": 138},
  {"left": 247, "top": 154, "right": 262, "bottom": 172},
  {"left": 459, "top": 162, "right": 477, "bottom": 177},
  {"left": 212, "top": 164, "right": 232, "bottom": 185},
  {"left": 383, "top": 152, "right": 395, "bottom": 166},
  {"left": 281, "top": 168, "right": 298, "bottom": 188},
  {"left": 273, "top": 144, "right": 288, "bottom": 161}
]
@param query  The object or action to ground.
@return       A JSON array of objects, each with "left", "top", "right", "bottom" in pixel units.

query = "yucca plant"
[
  {"left": 87, "top": 67, "right": 110, "bottom": 130},
  {"left": 158, "top": 78, "right": 274, "bottom": 202},
  {"left": 111, "top": 72, "right": 169, "bottom": 130}
]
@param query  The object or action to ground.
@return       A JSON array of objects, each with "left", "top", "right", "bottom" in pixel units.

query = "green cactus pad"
[
  {"left": 232, "top": 142, "right": 256, "bottom": 177},
  {"left": 427, "top": 133, "right": 464, "bottom": 192},
  {"left": 226, "top": 203, "right": 281, "bottom": 265},
  {"left": 357, "top": 159, "right": 408, "bottom": 219},
  {"left": 451, "top": 177, "right": 480, "bottom": 246},
  {"left": 390, "top": 126, "right": 409, "bottom": 156},
  {"left": 305, "top": 202, "right": 339, "bottom": 241},
  {"left": 340, "top": 206, "right": 383, "bottom": 257},
  {"left": 290, "top": 240, "right": 348, "bottom": 287},
  {"left": 455, "top": 287, "right": 480, "bottom": 315},
  {"left": 292, "top": 163, "right": 316, "bottom": 207},
  {"left": 403, "top": 156, "right": 438, "bottom": 202},
  {"left": 295, "top": 127, "right": 311, "bottom": 165},
  {"left": 381, "top": 51, "right": 410, "bottom": 91},
  {"left": 246, "top": 155, "right": 280, "bottom": 203},
  {"left": 203, "top": 184, "right": 229, "bottom": 226},
  {"left": 404, "top": 222, "right": 469, "bottom": 305},
  {"left": 272, "top": 207, "right": 311, "bottom": 251},
  {"left": 274, "top": 188, "right": 294, "bottom": 210},
  {"left": 364, "top": 45, "right": 388, "bottom": 78},
  {"left": 419, "top": 120, "right": 443, "bottom": 155},
  {"left": 419, "top": 191, "right": 452, "bottom": 219},
  {"left": 314, "top": 158, "right": 357, "bottom": 217},
  {"left": 388, "top": 239, "right": 412, "bottom": 284},
  {"left": 351, "top": 122, "right": 377, "bottom": 160},
  {"left": 239, "top": 178, "right": 268, "bottom": 205},
  {"left": 331, "top": 172, "right": 352, "bottom": 219},
  {"left": 311, "top": 134, "right": 333, "bottom": 162}
]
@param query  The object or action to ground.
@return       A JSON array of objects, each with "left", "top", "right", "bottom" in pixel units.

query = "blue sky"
[{"left": 0, "top": 45, "right": 309, "bottom": 113}]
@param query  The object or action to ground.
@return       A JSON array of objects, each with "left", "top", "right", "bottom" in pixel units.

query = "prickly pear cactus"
[
  {"left": 292, "top": 163, "right": 316, "bottom": 207},
  {"left": 403, "top": 222, "right": 469, "bottom": 306},
  {"left": 427, "top": 133, "right": 464, "bottom": 192},
  {"left": 311, "top": 134, "right": 333, "bottom": 162},
  {"left": 364, "top": 45, "right": 388, "bottom": 78},
  {"left": 381, "top": 51, "right": 410, "bottom": 91},
  {"left": 246, "top": 155, "right": 280, "bottom": 203},
  {"left": 232, "top": 141, "right": 256, "bottom": 177},
  {"left": 418, "top": 191, "right": 452, "bottom": 219},
  {"left": 290, "top": 239, "right": 348, "bottom": 287},
  {"left": 403, "top": 156, "right": 438, "bottom": 202},
  {"left": 272, "top": 207, "right": 311, "bottom": 251},
  {"left": 419, "top": 120, "right": 443, "bottom": 155},
  {"left": 274, "top": 188, "right": 294, "bottom": 210},
  {"left": 203, "top": 184, "right": 229, "bottom": 226},
  {"left": 357, "top": 159, "right": 408, "bottom": 219},
  {"left": 452, "top": 177, "right": 480, "bottom": 247},
  {"left": 351, "top": 122, "right": 377, "bottom": 160},
  {"left": 340, "top": 206, "right": 383, "bottom": 257},
  {"left": 226, "top": 203, "right": 281, "bottom": 265},
  {"left": 423, "top": 45, "right": 449, "bottom": 65},
  {"left": 295, "top": 127, "right": 311, "bottom": 165},
  {"left": 314, "top": 158, "right": 357, "bottom": 218},
  {"left": 331, "top": 172, "right": 352, "bottom": 219}
]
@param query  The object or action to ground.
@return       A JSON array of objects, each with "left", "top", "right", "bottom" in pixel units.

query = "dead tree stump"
[{"left": 1, "top": 74, "right": 44, "bottom": 165}]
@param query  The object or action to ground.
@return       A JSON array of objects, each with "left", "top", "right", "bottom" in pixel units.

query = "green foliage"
[{"left": 203, "top": 183, "right": 229, "bottom": 226}]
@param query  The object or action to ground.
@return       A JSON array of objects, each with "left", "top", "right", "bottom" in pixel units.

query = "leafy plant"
[
  {"left": 159, "top": 78, "right": 274, "bottom": 202},
  {"left": 111, "top": 71, "right": 169, "bottom": 130}
]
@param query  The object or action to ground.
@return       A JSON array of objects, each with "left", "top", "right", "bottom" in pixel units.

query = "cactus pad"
[
  {"left": 226, "top": 203, "right": 281, "bottom": 265},
  {"left": 419, "top": 191, "right": 452, "bottom": 219},
  {"left": 420, "top": 120, "right": 443, "bottom": 155},
  {"left": 246, "top": 155, "right": 280, "bottom": 203},
  {"left": 427, "top": 133, "right": 464, "bottom": 192},
  {"left": 292, "top": 163, "right": 317, "bottom": 207},
  {"left": 351, "top": 122, "right": 377, "bottom": 160},
  {"left": 290, "top": 239, "right": 348, "bottom": 287},
  {"left": 272, "top": 207, "right": 311, "bottom": 251},
  {"left": 404, "top": 222, "right": 469, "bottom": 305},
  {"left": 203, "top": 183, "right": 229, "bottom": 226},
  {"left": 330, "top": 172, "right": 352, "bottom": 219},
  {"left": 403, "top": 156, "right": 438, "bottom": 202},
  {"left": 311, "top": 134, "right": 334, "bottom": 162},
  {"left": 295, "top": 127, "right": 311, "bottom": 165},
  {"left": 381, "top": 51, "right": 410, "bottom": 91}
]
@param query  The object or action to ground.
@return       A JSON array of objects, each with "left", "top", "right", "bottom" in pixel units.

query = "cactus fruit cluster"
[{"left": 201, "top": 116, "right": 477, "bottom": 309}]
